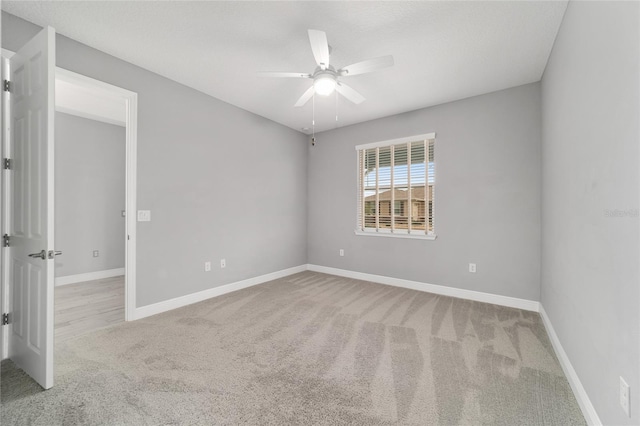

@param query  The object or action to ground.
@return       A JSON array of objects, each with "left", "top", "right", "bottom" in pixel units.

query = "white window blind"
[{"left": 357, "top": 134, "right": 435, "bottom": 237}]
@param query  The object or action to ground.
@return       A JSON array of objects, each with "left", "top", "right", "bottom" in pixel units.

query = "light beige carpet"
[{"left": 1, "top": 271, "right": 584, "bottom": 425}]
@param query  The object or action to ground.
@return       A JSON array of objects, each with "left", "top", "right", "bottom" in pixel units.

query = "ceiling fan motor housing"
[
  {"left": 260, "top": 30, "right": 393, "bottom": 106},
  {"left": 313, "top": 67, "right": 338, "bottom": 96}
]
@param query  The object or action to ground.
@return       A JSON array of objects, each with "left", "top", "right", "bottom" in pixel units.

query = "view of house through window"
[{"left": 357, "top": 134, "right": 435, "bottom": 237}]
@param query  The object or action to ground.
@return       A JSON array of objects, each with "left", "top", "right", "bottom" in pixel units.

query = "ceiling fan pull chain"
[
  {"left": 335, "top": 89, "right": 339, "bottom": 125},
  {"left": 312, "top": 92, "right": 315, "bottom": 132},
  {"left": 311, "top": 93, "right": 316, "bottom": 146}
]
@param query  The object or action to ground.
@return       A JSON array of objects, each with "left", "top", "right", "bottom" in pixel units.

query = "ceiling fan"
[{"left": 260, "top": 29, "right": 394, "bottom": 107}]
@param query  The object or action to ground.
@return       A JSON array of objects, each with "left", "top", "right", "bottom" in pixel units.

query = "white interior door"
[{"left": 8, "top": 26, "right": 56, "bottom": 389}]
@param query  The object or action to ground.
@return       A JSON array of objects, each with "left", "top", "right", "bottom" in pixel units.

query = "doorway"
[
  {"left": 53, "top": 79, "right": 126, "bottom": 342},
  {"left": 53, "top": 68, "right": 138, "bottom": 322},
  {"left": 1, "top": 42, "right": 138, "bottom": 389}
]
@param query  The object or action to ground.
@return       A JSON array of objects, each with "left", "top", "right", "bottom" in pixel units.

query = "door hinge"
[
  {"left": 3, "top": 234, "right": 9, "bottom": 247},
  {"left": 2, "top": 313, "right": 9, "bottom": 326},
  {"left": 3, "top": 158, "right": 11, "bottom": 170},
  {"left": 3, "top": 80, "right": 10, "bottom": 92}
]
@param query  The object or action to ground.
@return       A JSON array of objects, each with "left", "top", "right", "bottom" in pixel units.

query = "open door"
[{"left": 6, "top": 27, "right": 56, "bottom": 389}]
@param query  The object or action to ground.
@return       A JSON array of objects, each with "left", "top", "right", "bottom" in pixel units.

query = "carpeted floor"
[{"left": 1, "top": 271, "right": 585, "bottom": 425}]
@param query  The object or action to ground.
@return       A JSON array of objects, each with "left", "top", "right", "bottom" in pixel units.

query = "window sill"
[{"left": 354, "top": 230, "right": 437, "bottom": 240}]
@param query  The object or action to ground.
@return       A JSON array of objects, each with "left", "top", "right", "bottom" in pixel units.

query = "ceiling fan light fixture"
[
  {"left": 314, "top": 76, "right": 336, "bottom": 96},
  {"left": 263, "top": 29, "right": 392, "bottom": 107}
]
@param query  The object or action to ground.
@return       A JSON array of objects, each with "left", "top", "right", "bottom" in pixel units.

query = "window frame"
[{"left": 355, "top": 133, "right": 437, "bottom": 240}]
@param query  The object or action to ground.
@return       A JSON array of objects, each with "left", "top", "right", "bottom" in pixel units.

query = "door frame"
[
  {"left": 1, "top": 55, "right": 11, "bottom": 361},
  {"left": 1, "top": 56, "right": 138, "bottom": 360},
  {"left": 54, "top": 68, "right": 138, "bottom": 322}
]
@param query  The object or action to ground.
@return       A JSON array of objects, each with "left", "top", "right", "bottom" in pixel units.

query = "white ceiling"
[{"left": 3, "top": 1, "right": 568, "bottom": 134}]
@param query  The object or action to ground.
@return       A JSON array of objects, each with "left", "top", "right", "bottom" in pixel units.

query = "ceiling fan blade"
[
  {"left": 294, "top": 85, "right": 315, "bottom": 107},
  {"left": 308, "top": 29, "right": 330, "bottom": 70},
  {"left": 336, "top": 82, "right": 365, "bottom": 104},
  {"left": 258, "top": 72, "right": 312, "bottom": 78},
  {"left": 338, "top": 55, "right": 394, "bottom": 77}
]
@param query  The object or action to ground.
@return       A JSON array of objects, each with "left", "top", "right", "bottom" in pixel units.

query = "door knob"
[
  {"left": 48, "top": 250, "right": 62, "bottom": 259},
  {"left": 28, "top": 250, "right": 47, "bottom": 260}
]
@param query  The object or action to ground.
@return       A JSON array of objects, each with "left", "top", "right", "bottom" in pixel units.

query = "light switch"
[{"left": 137, "top": 210, "right": 151, "bottom": 222}]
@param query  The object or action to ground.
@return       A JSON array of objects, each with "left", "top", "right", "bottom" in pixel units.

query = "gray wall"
[
  {"left": 2, "top": 12, "right": 308, "bottom": 307},
  {"left": 55, "top": 112, "right": 125, "bottom": 278},
  {"left": 541, "top": 2, "right": 639, "bottom": 425},
  {"left": 7, "top": 9, "right": 639, "bottom": 424},
  {"left": 308, "top": 83, "right": 541, "bottom": 301}
]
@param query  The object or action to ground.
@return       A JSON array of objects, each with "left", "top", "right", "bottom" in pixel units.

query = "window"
[
  {"left": 394, "top": 200, "right": 404, "bottom": 216},
  {"left": 356, "top": 133, "right": 436, "bottom": 239}
]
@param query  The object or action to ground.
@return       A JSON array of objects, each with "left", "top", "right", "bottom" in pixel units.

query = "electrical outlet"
[
  {"left": 469, "top": 263, "right": 476, "bottom": 273},
  {"left": 620, "top": 376, "right": 630, "bottom": 417},
  {"left": 93, "top": 250, "right": 99, "bottom": 258},
  {"left": 121, "top": 210, "right": 126, "bottom": 217},
  {"left": 339, "top": 249, "right": 344, "bottom": 257},
  {"left": 204, "top": 261, "right": 211, "bottom": 272},
  {"left": 220, "top": 259, "right": 226, "bottom": 269}
]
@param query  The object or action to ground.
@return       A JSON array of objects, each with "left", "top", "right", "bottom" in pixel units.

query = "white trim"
[
  {"left": 55, "top": 68, "right": 133, "bottom": 100},
  {"left": 55, "top": 68, "right": 138, "bottom": 323},
  {"left": 45, "top": 27, "right": 56, "bottom": 388},
  {"left": 539, "top": 306, "right": 602, "bottom": 425},
  {"left": 56, "top": 105, "right": 125, "bottom": 127},
  {"left": 132, "top": 265, "right": 307, "bottom": 320},
  {"left": 55, "top": 70, "right": 127, "bottom": 127},
  {"left": 307, "top": 264, "right": 540, "bottom": 312},
  {"left": 1, "top": 49, "right": 14, "bottom": 58},
  {"left": 354, "top": 230, "right": 437, "bottom": 240},
  {"left": 355, "top": 132, "right": 436, "bottom": 151},
  {"left": 125, "top": 90, "right": 138, "bottom": 322},
  {"left": 133, "top": 263, "right": 539, "bottom": 320},
  {"left": 55, "top": 268, "right": 125, "bottom": 287}
]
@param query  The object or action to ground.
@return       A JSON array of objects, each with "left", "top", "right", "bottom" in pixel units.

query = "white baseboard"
[
  {"left": 132, "top": 265, "right": 307, "bottom": 321},
  {"left": 307, "top": 264, "right": 541, "bottom": 312},
  {"left": 539, "top": 306, "right": 601, "bottom": 425},
  {"left": 55, "top": 268, "right": 125, "bottom": 286}
]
